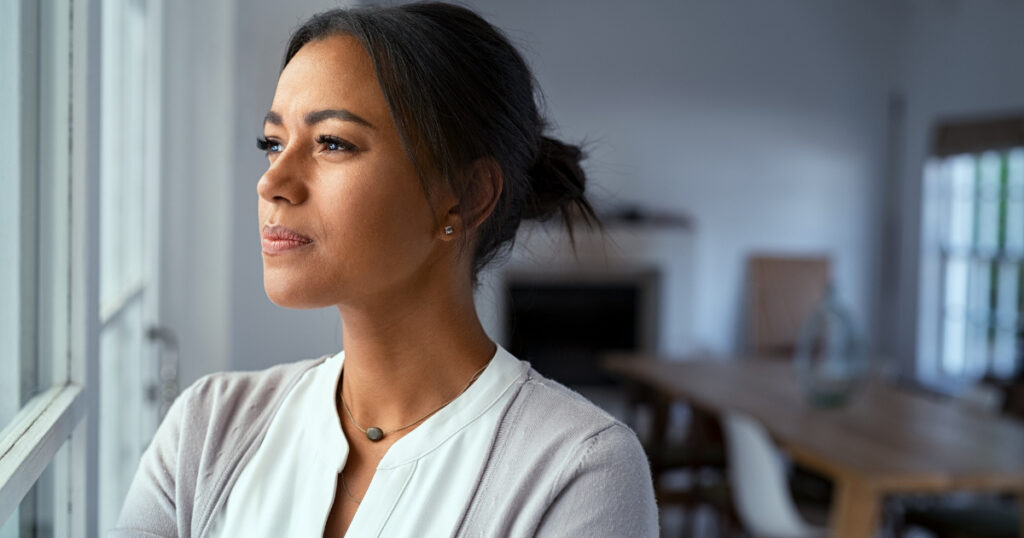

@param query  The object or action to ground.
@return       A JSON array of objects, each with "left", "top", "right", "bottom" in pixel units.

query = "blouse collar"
[{"left": 315, "top": 344, "right": 527, "bottom": 471}]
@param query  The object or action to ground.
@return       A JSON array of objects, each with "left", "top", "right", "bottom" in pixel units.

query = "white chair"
[{"left": 721, "top": 411, "right": 828, "bottom": 538}]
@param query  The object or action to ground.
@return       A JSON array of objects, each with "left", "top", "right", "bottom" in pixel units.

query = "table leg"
[{"left": 830, "top": 478, "right": 880, "bottom": 538}]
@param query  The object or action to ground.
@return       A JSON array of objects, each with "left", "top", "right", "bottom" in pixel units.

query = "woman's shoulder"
[
  {"left": 112, "top": 355, "right": 333, "bottom": 537},
  {"left": 167, "top": 356, "right": 332, "bottom": 451},
  {"left": 460, "top": 366, "right": 658, "bottom": 536},
  {"left": 165, "top": 354, "right": 333, "bottom": 461},
  {"left": 183, "top": 355, "right": 329, "bottom": 410},
  {"left": 492, "top": 363, "right": 650, "bottom": 477},
  {"left": 508, "top": 366, "right": 629, "bottom": 441}
]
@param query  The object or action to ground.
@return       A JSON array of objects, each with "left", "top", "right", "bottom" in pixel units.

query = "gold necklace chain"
[
  {"left": 338, "top": 358, "right": 491, "bottom": 442},
  {"left": 340, "top": 469, "right": 361, "bottom": 504}
]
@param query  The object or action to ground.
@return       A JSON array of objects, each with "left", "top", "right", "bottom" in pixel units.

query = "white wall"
[
  {"left": 463, "top": 0, "right": 895, "bottom": 355},
  {"left": 160, "top": 0, "right": 236, "bottom": 387},
  {"left": 183, "top": 0, "right": 898, "bottom": 375},
  {"left": 167, "top": 0, "right": 1024, "bottom": 379},
  {"left": 161, "top": 0, "right": 353, "bottom": 384},
  {"left": 228, "top": 0, "right": 356, "bottom": 372},
  {"left": 889, "top": 1, "right": 1024, "bottom": 373}
]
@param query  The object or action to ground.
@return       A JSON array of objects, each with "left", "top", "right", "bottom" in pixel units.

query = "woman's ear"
[
  {"left": 463, "top": 158, "right": 503, "bottom": 230},
  {"left": 439, "top": 158, "right": 503, "bottom": 240}
]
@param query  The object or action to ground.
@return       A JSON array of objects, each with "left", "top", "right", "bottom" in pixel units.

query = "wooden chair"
[
  {"left": 623, "top": 382, "right": 736, "bottom": 537},
  {"left": 747, "top": 255, "right": 832, "bottom": 358},
  {"left": 1000, "top": 375, "right": 1024, "bottom": 422},
  {"left": 745, "top": 255, "right": 837, "bottom": 525}
]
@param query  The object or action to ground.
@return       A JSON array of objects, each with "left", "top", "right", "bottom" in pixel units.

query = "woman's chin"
[{"left": 263, "top": 279, "right": 330, "bottom": 309}]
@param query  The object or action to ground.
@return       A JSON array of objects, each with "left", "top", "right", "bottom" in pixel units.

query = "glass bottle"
[{"left": 794, "top": 283, "right": 866, "bottom": 408}]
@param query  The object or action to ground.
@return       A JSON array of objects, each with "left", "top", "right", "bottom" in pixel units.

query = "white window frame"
[
  {"left": 0, "top": 0, "right": 101, "bottom": 535},
  {"left": 917, "top": 116, "right": 1024, "bottom": 383}
]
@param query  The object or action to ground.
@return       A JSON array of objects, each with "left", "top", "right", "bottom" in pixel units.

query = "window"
[
  {"left": 3, "top": 0, "right": 172, "bottom": 533},
  {"left": 919, "top": 115, "right": 1024, "bottom": 381},
  {"left": 0, "top": 0, "right": 86, "bottom": 535}
]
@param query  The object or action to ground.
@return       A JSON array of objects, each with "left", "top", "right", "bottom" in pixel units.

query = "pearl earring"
[{"left": 444, "top": 225, "right": 454, "bottom": 235}]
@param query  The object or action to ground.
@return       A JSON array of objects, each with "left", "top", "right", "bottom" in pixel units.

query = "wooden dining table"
[{"left": 603, "top": 354, "right": 1024, "bottom": 538}]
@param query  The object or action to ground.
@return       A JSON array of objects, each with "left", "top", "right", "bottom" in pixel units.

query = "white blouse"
[{"left": 208, "top": 344, "right": 527, "bottom": 537}]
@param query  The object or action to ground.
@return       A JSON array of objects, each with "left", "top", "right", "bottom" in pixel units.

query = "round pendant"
[{"left": 366, "top": 427, "right": 384, "bottom": 442}]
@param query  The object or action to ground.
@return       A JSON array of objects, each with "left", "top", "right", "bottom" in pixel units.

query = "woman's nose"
[{"left": 257, "top": 148, "right": 310, "bottom": 205}]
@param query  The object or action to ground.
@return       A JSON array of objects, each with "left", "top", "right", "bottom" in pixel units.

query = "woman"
[{"left": 113, "top": 3, "right": 658, "bottom": 537}]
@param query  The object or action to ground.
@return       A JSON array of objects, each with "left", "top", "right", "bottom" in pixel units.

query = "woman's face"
[{"left": 258, "top": 35, "right": 451, "bottom": 308}]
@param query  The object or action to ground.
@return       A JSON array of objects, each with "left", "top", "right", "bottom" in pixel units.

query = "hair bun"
[{"left": 523, "top": 136, "right": 591, "bottom": 223}]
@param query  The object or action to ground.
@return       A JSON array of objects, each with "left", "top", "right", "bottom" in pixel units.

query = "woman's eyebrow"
[{"left": 262, "top": 109, "right": 375, "bottom": 129}]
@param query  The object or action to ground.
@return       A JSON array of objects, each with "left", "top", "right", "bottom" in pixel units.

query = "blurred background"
[{"left": 2, "top": 0, "right": 1023, "bottom": 536}]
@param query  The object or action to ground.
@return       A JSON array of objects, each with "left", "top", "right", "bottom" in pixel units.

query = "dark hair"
[{"left": 283, "top": 1, "right": 599, "bottom": 283}]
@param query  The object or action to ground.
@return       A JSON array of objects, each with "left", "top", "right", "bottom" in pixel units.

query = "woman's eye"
[
  {"left": 316, "top": 135, "right": 358, "bottom": 153},
  {"left": 256, "top": 137, "right": 283, "bottom": 155}
]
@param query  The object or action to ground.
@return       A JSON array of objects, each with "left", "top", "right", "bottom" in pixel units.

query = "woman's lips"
[{"left": 261, "top": 224, "right": 313, "bottom": 255}]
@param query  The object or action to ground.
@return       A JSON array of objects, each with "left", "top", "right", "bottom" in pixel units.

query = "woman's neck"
[{"left": 336, "top": 280, "right": 495, "bottom": 431}]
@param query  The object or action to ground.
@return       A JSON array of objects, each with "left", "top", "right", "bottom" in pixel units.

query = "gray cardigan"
[{"left": 111, "top": 356, "right": 659, "bottom": 537}]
